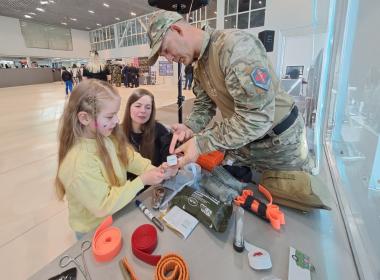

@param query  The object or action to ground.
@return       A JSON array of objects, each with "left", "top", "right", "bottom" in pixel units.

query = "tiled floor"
[{"left": 0, "top": 81, "right": 195, "bottom": 279}]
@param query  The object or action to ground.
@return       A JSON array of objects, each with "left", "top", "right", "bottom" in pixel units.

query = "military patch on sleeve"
[{"left": 251, "top": 67, "right": 271, "bottom": 91}]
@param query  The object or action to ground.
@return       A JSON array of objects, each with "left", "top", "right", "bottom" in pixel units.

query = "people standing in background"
[
  {"left": 78, "top": 65, "right": 84, "bottom": 82},
  {"left": 55, "top": 79, "right": 177, "bottom": 238},
  {"left": 184, "top": 64, "right": 193, "bottom": 90},
  {"left": 122, "top": 64, "right": 130, "bottom": 87},
  {"left": 61, "top": 66, "right": 73, "bottom": 97},
  {"left": 134, "top": 65, "right": 140, "bottom": 88},
  {"left": 112, "top": 64, "right": 122, "bottom": 87},
  {"left": 72, "top": 64, "right": 81, "bottom": 85}
]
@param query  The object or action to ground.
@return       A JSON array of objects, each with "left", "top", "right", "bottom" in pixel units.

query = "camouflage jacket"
[{"left": 185, "top": 27, "right": 294, "bottom": 154}]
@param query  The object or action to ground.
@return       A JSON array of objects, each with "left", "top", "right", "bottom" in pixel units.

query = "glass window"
[
  {"left": 127, "top": 36, "right": 132, "bottom": 46},
  {"left": 131, "top": 20, "right": 136, "bottom": 34},
  {"left": 136, "top": 19, "right": 142, "bottom": 33},
  {"left": 325, "top": 1, "right": 380, "bottom": 276},
  {"left": 224, "top": 15, "right": 236, "bottom": 29},
  {"left": 208, "top": 19, "right": 216, "bottom": 29},
  {"left": 225, "top": 0, "right": 237, "bottom": 15},
  {"left": 207, "top": 0, "right": 217, "bottom": 19},
  {"left": 142, "top": 33, "right": 148, "bottom": 44},
  {"left": 238, "top": 0, "right": 250, "bottom": 13},
  {"left": 237, "top": 12, "right": 249, "bottom": 29},
  {"left": 250, "top": 9, "right": 265, "bottom": 28},
  {"left": 251, "top": 0, "right": 266, "bottom": 9}
]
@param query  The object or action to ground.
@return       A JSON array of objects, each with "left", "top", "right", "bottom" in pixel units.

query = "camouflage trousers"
[{"left": 224, "top": 115, "right": 314, "bottom": 173}]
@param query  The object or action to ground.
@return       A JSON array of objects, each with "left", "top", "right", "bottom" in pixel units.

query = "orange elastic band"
[
  {"left": 155, "top": 253, "right": 189, "bottom": 280},
  {"left": 92, "top": 216, "right": 122, "bottom": 262}
]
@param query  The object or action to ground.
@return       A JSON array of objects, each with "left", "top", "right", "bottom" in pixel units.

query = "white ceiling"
[{"left": 0, "top": 0, "right": 157, "bottom": 30}]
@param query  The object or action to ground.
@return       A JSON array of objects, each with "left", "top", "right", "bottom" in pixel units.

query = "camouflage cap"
[{"left": 147, "top": 11, "right": 183, "bottom": 65}]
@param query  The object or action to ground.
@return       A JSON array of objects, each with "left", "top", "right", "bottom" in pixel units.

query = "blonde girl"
[{"left": 55, "top": 79, "right": 174, "bottom": 238}]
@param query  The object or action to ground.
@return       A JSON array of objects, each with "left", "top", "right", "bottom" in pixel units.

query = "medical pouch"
[
  {"left": 171, "top": 186, "right": 233, "bottom": 233},
  {"left": 260, "top": 170, "right": 331, "bottom": 212},
  {"left": 200, "top": 174, "right": 239, "bottom": 204}
]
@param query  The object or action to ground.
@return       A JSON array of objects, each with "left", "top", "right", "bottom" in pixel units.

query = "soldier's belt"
[
  {"left": 255, "top": 106, "right": 298, "bottom": 142},
  {"left": 234, "top": 185, "right": 285, "bottom": 231}
]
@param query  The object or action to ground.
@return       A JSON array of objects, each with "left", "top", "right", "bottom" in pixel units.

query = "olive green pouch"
[
  {"left": 171, "top": 186, "right": 233, "bottom": 232},
  {"left": 260, "top": 170, "right": 331, "bottom": 212}
]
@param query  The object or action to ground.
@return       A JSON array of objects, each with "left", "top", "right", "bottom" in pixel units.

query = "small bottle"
[{"left": 233, "top": 207, "right": 245, "bottom": 252}]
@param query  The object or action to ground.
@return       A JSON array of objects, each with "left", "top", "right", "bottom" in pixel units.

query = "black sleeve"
[{"left": 154, "top": 122, "right": 172, "bottom": 166}]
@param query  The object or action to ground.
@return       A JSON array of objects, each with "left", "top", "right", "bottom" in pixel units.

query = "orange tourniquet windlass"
[
  {"left": 131, "top": 224, "right": 161, "bottom": 266},
  {"left": 234, "top": 184, "right": 285, "bottom": 230},
  {"left": 92, "top": 216, "right": 122, "bottom": 262},
  {"left": 155, "top": 253, "right": 189, "bottom": 280}
]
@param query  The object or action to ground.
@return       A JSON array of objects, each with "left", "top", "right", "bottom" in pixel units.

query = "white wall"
[{"left": 0, "top": 15, "right": 91, "bottom": 58}]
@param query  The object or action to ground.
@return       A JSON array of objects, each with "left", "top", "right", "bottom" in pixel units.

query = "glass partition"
[{"left": 324, "top": 0, "right": 380, "bottom": 278}]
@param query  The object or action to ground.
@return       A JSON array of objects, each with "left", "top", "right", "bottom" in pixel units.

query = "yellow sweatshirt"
[{"left": 58, "top": 137, "right": 153, "bottom": 233}]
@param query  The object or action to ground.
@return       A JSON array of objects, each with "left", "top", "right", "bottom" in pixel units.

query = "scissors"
[{"left": 59, "top": 240, "right": 92, "bottom": 280}]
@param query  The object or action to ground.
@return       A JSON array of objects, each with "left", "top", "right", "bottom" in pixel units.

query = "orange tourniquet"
[
  {"left": 155, "top": 253, "right": 189, "bottom": 280},
  {"left": 92, "top": 216, "right": 122, "bottom": 262},
  {"left": 234, "top": 184, "right": 285, "bottom": 231},
  {"left": 196, "top": 151, "right": 224, "bottom": 171},
  {"left": 131, "top": 224, "right": 161, "bottom": 266},
  {"left": 120, "top": 256, "right": 139, "bottom": 280}
]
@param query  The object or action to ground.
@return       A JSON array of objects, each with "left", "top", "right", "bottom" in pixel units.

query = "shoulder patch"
[{"left": 251, "top": 67, "right": 271, "bottom": 91}]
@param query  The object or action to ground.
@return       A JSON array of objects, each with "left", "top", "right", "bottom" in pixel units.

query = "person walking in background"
[
  {"left": 184, "top": 64, "right": 193, "bottom": 90},
  {"left": 61, "top": 66, "right": 73, "bottom": 97}
]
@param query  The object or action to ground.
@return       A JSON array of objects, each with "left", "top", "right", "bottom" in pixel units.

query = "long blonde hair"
[{"left": 55, "top": 79, "right": 128, "bottom": 200}]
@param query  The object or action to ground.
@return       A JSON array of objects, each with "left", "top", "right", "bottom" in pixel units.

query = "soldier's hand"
[
  {"left": 173, "top": 137, "right": 200, "bottom": 168},
  {"left": 169, "top": 123, "right": 194, "bottom": 154}
]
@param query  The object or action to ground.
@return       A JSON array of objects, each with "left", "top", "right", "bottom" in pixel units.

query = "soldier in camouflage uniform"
[
  {"left": 147, "top": 11, "right": 313, "bottom": 173},
  {"left": 112, "top": 64, "right": 122, "bottom": 87}
]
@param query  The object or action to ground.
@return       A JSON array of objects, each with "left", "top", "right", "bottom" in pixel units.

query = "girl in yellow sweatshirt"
[{"left": 55, "top": 79, "right": 176, "bottom": 238}]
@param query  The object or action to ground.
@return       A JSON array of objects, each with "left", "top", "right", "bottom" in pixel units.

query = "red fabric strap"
[{"left": 131, "top": 224, "right": 161, "bottom": 266}]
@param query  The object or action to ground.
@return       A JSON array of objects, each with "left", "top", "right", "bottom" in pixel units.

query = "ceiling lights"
[
  {"left": 70, "top": 18, "right": 77, "bottom": 21},
  {"left": 36, "top": 7, "right": 45, "bottom": 12},
  {"left": 115, "top": 17, "right": 120, "bottom": 21},
  {"left": 96, "top": 23, "right": 101, "bottom": 26},
  {"left": 130, "top": 12, "right": 136, "bottom": 16},
  {"left": 88, "top": 10, "right": 95, "bottom": 14},
  {"left": 103, "top": 3, "right": 110, "bottom": 8},
  {"left": 61, "top": 22, "right": 67, "bottom": 25},
  {"left": 40, "top": 1, "right": 48, "bottom": 4},
  {"left": 24, "top": 15, "right": 32, "bottom": 18}
]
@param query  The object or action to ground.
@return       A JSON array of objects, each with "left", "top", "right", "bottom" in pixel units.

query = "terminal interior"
[{"left": 0, "top": 0, "right": 379, "bottom": 279}]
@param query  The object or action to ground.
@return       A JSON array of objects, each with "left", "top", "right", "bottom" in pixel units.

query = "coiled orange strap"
[
  {"left": 154, "top": 253, "right": 189, "bottom": 280},
  {"left": 92, "top": 216, "right": 122, "bottom": 262}
]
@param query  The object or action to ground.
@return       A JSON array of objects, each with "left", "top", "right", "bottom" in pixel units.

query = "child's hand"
[
  {"left": 140, "top": 167, "right": 165, "bottom": 185},
  {"left": 160, "top": 162, "right": 179, "bottom": 180}
]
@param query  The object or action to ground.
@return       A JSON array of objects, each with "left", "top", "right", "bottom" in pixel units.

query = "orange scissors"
[{"left": 234, "top": 184, "right": 285, "bottom": 231}]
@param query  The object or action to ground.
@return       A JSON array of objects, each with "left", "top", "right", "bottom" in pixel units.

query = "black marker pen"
[{"left": 135, "top": 200, "right": 164, "bottom": 231}]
